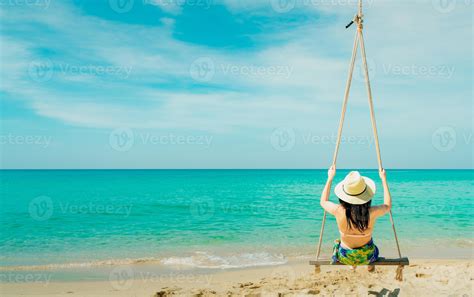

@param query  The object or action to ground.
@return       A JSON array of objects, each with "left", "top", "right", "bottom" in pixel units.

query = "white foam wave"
[
  {"left": 161, "top": 251, "right": 287, "bottom": 269},
  {"left": 0, "top": 257, "right": 160, "bottom": 271},
  {"left": 1, "top": 252, "right": 288, "bottom": 271}
]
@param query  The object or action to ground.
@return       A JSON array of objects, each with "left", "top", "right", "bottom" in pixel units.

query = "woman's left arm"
[{"left": 320, "top": 166, "right": 339, "bottom": 215}]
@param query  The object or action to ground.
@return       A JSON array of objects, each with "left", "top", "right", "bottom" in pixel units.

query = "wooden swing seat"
[{"left": 309, "top": 257, "right": 409, "bottom": 266}]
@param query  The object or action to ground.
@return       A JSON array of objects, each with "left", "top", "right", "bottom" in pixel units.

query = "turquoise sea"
[{"left": 0, "top": 170, "right": 472, "bottom": 278}]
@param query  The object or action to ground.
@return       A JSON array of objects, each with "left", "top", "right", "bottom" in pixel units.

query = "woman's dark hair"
[{"left": 339, "top": 199, "right": 371, "bottom": 232}]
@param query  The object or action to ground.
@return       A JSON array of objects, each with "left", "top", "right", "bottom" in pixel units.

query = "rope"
[
  {"left": 314, "top": 1, "right": 405, "bottom": 281},
  {"left": 315, "top": 211, "right": 326, "bottom": 260},
  {"left": 315, "top": 29, "right": 360, "bottom": 267},
  {"left": 331, "top": 29, "right": 360, "bottom": 167},
  {"left": 358, "top": 31, "right": 381, "bottom": 169},
  {"left": 358, "top": 24, "right": 404, "bottom": 281},
  {"left": 395, "top": 265, "right": 404, "bottom": 281}
]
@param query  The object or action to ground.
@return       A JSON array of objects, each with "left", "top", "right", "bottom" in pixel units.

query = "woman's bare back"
[{"left": 335, "top": 205, "right": 389, "bottom": 248}]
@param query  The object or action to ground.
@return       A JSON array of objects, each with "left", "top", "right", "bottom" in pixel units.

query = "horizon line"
[{"left": 0, "top": 168, "right": 472, "bottom": 171}]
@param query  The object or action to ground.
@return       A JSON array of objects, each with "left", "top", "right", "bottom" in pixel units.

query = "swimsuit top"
[{"left": 339, "top": 230, "right": 372, "bottom": 238}]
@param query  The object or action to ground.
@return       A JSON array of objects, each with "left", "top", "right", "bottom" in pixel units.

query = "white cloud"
[
  {"left": 0, "top": 0, "right": 471, "bottom": 137},
  {"left": 146, "top": 0, "right": 183, "bottom": 14}
]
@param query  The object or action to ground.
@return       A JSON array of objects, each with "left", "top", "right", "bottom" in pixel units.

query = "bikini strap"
[{"left": 339, "top": 230, "right": 371, "bottom": 238}]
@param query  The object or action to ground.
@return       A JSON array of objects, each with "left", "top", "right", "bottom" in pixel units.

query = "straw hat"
[{"left": 334, "top": 171, "right": 376, "bottom": 205}]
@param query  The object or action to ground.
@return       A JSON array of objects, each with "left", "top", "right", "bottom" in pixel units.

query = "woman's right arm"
[
  {"left": 372, "top": 169, "right": 392, "bottom": 218},
  {"left": 320, "top": 166, "right": 339, "bottom": 215}
]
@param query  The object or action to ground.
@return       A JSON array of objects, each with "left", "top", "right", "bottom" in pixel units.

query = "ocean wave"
[
  {"left": 453, "top": 238, "right": 474, "bottom": 247},
  {"left": 0, "top": 251, "right": 288, "bottom": 271},
  {"left": 0, "top": 257, "right": 161, "bottom": 271},
  {"left": 160, "top": 251, "right": 287, "bottom": 269}
]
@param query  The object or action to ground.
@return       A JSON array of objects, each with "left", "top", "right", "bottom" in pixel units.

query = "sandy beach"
[{"left": 1, "top": 259, "right": 472, "bottom": 297}]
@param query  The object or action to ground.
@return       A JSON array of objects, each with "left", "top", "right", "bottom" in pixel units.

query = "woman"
[{"left": 320, "top": 166, "right": 392, "bottom": 271}]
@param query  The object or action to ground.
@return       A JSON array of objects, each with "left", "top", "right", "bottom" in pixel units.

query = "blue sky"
[{"left": 0, "top": 0, "right": 472, "bottom": 169}]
